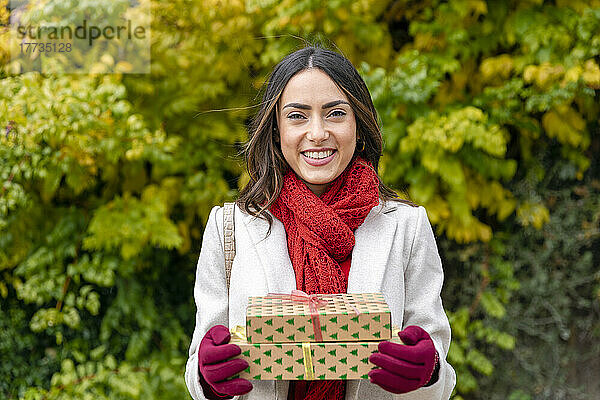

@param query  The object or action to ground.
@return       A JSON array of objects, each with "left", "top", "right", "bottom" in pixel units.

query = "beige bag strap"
[{"left": 223, "top": 202, "right": 236, "bottom": 292}]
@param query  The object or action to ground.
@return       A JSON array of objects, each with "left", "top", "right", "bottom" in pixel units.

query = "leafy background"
[{"left": 1, "top": 0, "right": 599, "bottom": 399}]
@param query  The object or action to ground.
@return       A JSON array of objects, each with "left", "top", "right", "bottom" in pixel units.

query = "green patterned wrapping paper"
[
  {"left": 230, "top": 328, "right": 404, "bottom": 380},
  {"left": 246, "top": 293, "right": 391, "bottom": 343}
]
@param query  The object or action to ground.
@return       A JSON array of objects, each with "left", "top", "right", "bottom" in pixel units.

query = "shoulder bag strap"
[{"left": 223, "top": 202, "right": 236, "bottom": 292}]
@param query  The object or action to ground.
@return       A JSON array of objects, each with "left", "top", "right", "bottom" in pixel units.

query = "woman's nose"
[{"left": 306, "top": 117, "right": 329, "bottom": 142}]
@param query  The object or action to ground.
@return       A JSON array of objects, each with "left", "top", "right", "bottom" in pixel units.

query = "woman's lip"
[{"left": 301, "top": 150, "right": 337, "bottom": 166}]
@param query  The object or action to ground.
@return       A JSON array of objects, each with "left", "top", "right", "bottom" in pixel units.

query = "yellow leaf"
[
  {"left": 542, "top": 105, "right": 587, "bottom": 148},
  {"left": 89, "top": 62, "right": 109, "bottom": 74},
  {"left": 497, "top": 197, "right": 517, "bottom": 221},
  {"left": 470, "top": 0, "right": 488, "bottom": 15},
  {"left": 414, "top": 32, "right": 445, "bottom": 51},
  {"left": 422, "top": 147, "right": 442, "bottom": 173},
  {"left": 517, "top": 202, "right": 550, "bottom": 229},
  {"left": 480, "top": 54, "right": 513, "bottom": 83},
  {"left": 523, "top": 65, "right": 537, "bottom": 83},
  {"left": 423, "top": 196, "right": 450, "bottom": 225},
  {"left": 476, "top": 220, "right": 492, "bottom": 242},
  {"left": 523, "top": 63, "right": 564, "bottom": 89},
  {"left": 125, "top": 142, "right": 144, "bottom": 160},
  {"left": 563, "top": 65, "right": 582, "bottom": 84},
  {"left": 100, "top": 53, "right": 115, "bottom": 67},
  {"left": 582, "top": 59, "right": 600, "bottom": 89},
  {"left": 465, "top": 187, "right": 480, "bottom": 210},
  {"left": 115, "top": 61, "right": 134, "bottom": 73},
  {"left": 121, "top": 242, "right": 140, "bottom": 260}
]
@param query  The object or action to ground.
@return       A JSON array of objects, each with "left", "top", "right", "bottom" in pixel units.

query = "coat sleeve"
[
  {"left": 398, "top": 206, "right": 456, "bottom": 399},
  {"left": 185, "top": 206, "right": 232, "bottom": 400}
]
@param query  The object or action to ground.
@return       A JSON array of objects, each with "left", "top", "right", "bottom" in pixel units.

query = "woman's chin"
[{"left": 300, "top": 174, "right": 335, "bottom": 187}]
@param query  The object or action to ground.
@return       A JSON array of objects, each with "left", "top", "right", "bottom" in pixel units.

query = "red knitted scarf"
[{"left": 270, "top": 156, "right": 380, "bottom": 400}]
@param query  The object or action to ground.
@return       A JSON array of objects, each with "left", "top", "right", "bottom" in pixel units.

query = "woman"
[{"left": 185, "top": 46, "right": 456, "bottom": 400}]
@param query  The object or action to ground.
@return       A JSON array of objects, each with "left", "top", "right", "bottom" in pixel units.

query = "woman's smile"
[{"left": 301, "top": 148, "right": 337, "bottom": 166}]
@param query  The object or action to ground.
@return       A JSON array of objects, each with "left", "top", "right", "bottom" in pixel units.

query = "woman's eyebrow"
[{"left": 282, "top": 100, "right": 350, "bottom": 110}]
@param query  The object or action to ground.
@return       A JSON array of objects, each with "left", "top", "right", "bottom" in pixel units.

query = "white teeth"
[{"left": 304, "top": 150, "right": 333, "bottom": 159}]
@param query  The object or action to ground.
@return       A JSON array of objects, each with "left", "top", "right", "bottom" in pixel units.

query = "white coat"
[{"left": 185, "top": 200, "right": 456, "bottom": 400}]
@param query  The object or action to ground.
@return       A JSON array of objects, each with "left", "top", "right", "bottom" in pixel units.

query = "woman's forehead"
[{"left": 279, "top": 69, "right": 348, "bottom": 106}]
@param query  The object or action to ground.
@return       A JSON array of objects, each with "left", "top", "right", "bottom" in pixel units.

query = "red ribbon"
[{"left": 264, "top": 290, "right": 330, "bottom": 342}]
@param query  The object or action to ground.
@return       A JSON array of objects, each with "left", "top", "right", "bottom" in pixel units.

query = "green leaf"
[
  {"left": 480, "top": 291, "right": 506, "bottom": 319},
  {"left": 466, "top": 349, "right": 494, "bottom": 376}
]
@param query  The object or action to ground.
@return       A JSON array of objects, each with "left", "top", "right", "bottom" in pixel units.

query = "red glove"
[
  {"left": 368, "top": 325, "right": 439, "bottom": 394},
  {"left": 197, "top": 325, "right": 253, "bottom": 398}
]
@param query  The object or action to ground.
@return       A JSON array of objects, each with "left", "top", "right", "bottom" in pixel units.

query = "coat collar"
[{"left": 238, "top": 200, "right": 398, "bottom": 295}]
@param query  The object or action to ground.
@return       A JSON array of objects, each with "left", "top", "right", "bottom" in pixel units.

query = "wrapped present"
[
  {"left": 246, "top": 291, "right": 391, "bottom": 343},
  {"left": 230, "top": 325, "right": 403, "bottom": 380}
]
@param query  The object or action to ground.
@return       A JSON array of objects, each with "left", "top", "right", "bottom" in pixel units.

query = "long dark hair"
[{"left": 237, "top": 45, "right": 414, "bottom": 227}]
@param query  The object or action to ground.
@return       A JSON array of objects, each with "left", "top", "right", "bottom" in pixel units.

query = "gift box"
[
  {"left": 246, "top": 292, "right": 391, "bottom": 343},
  {"left": 230, "top": 326, "right": 403, "bottom": 380}
]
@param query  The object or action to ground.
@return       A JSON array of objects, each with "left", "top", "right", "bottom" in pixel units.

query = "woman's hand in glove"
[
  {"left": 368, "top": 325, "right": 439, "bottom": 394},
  {"left": 197, "top": 325, "right": 253, "bottom": 398}
]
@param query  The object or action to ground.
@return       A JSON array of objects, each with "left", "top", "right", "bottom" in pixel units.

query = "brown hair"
[{"left": 237, "top": 45, "right": 416, "bottom": 228}]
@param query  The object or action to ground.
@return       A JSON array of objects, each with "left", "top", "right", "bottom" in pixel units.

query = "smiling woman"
[
  {"left": 235, "top": 46, "right": 404, "bottom": 223},
  {"left": 185, "top": 45, "right": 456, "bottom": 400}
]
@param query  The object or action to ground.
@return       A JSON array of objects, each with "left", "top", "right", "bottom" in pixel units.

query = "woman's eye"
[
  {"left": 287, "top": 113, "right": 305, "bottom": 120},
  {"left": 329, "top": 110, "right": 346, "bottom": 117}
]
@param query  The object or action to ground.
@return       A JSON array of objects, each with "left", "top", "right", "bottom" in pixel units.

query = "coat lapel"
[
  {"left": 240, "top": 211, "right": 297, "bottom": 294},
  {"left": 347, "top": 201, "right": 398, "bottom": 294}
]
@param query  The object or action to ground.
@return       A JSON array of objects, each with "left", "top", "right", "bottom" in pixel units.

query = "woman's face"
[{"left": 277, "top": 68, "right": 357, "bottom": 196}]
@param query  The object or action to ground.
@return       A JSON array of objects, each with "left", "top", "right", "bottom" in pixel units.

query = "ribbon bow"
[
  {"left": 264, "top": 290, "right": 329, "bottom": 342},
  {"left": 288, "top": 289, "right": 329, "bottom": 308}
]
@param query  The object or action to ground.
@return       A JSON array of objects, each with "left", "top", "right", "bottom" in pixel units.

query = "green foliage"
[
  {"left": 484, "top": 169, "right": 600, "bottom": 399},
  {"left": 444, "top": 163, "right": 600, "bottom": 399},
  {"left": 0, "top": 298, "right": 61, "bottom": 398},
  {"left": 1, "top": 1, "right": 599, "bottom": 399}
]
